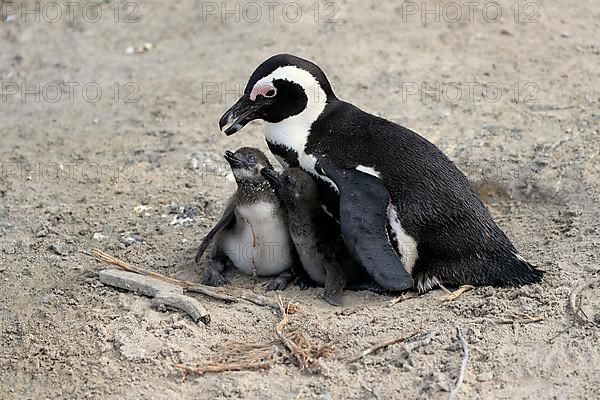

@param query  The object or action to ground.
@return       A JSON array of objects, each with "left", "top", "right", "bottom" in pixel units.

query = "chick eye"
[
  {"left": 264, "top": 88, "right": 277, "bottom": 98},
  {"left": 247, "top": 154, "right": 256, "bottom": 163}
]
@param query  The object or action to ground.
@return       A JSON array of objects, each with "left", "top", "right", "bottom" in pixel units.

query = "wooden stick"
[
  {"left": 187, "top": 285, "right": 279, "bottom": 309},
  {"left": 99, "top": 268, "right": 183, "bottom": 297},
  {"left": 569, "top": 278, "right": 600, "bottom": 324},
  {"left": 152, "top": 292, "right": 210, "bottom": 324},
  {"left": 175, "top": 360, "right": 272, "bottom": 375},
  {"left": 99, "top": 269, "right": 211, "bottom": 324},
  {"left": 389, "top": 292, "right": 417, "bottom": 306},
  {"left": 238, "top": 291, "right": 280, "bottom": 309},
  {"left": 92, "top": 248, "right": 279, "bottom": 309},
  {"left": 185, "top": 286, "right": 238, "bottom": 303},
  {"left": 92, "top": 249, "right": 186, "bottom": 286},
  {"left": 448, "top": 326, "right": 470, "bottom": 400},
  {"left": 440, "top": 285, "right": 475, "bottom": 301},
  {"left": 494, "top": 314, "right": 545, "bottom": 324},
  {"left": 404, "top": 331, "right": 437, "bottom": 352},
  {"left": 347, "top": 332, "right": 418, "bottom": 363},
  {"left": 439, "top": 284, "right": 453, "bottom": 296}
]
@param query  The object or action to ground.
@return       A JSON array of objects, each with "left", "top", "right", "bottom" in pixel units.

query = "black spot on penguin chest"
[{"left": 267, "top": 141, "right": 299, "bottom": 167}]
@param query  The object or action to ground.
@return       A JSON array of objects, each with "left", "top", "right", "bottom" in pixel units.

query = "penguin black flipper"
[
  {"left": 195, "top": 198, "right": 236, "bottom": 263},
  {"left": 315, "top": 158, "right": 414, "bottom": 291}
]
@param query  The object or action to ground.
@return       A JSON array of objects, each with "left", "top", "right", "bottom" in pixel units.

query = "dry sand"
[{"left": 1, "top": 0, "right": 599, "bottom": 398}]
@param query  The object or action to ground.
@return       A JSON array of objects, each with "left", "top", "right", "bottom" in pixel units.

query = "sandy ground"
[{"left": 1, "top": 0, "right": 599, "bottom": 398}]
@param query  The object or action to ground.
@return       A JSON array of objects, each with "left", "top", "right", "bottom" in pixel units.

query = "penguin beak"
[
  {"left": 224, "top": 150, "right": 245, "bottom": 168},
  {"left": 219, "top": 95, "right": 261, "bottom": 136},
  {"left": 260, "top": 168, "right": 283, "bottom": 187}
]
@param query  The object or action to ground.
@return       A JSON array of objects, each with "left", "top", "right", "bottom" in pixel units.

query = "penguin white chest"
[
  {"left": 265, "top": 124, "right": 338, "bottom": 192},
  {"left": 223, "top": 202, "right": 292, "bottom": 276},
  {"left": 265, "top": 124, "right": 314, "bottom": 170}
]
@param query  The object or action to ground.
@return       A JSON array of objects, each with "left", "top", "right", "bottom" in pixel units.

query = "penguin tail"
[
  {"left": 503, "top": 252, "right": 544, "bottom": 286},
  {"left": 417, "top": 251, "right": 544, "bottom": 290}
]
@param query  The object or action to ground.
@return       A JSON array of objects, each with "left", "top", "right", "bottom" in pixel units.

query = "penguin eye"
[
  {"left": 264, "top": 88, "right": 277, "bottom": 98},
  {"left": 247, "top": 154, "right": 256, "bottom": 164}
]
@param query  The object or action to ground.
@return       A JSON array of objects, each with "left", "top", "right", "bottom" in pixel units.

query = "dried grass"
[
  {"left": 175, "top": 342, "right": 278, "bottom": 376},
  {"left": 275, "top": 296, "right": 333, "bottom": 373}
]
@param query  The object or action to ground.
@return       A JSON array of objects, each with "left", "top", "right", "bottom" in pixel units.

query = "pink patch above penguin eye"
[{"left": 250, "top": 82, "right": 277, "bottom": 101}]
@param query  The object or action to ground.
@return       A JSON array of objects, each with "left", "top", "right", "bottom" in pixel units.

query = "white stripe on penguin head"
[
  {"left": 252, "top": 65, "right": 327, "bottom": 111},
  {"left": 254, "top": 65, "right": 333, "bottom": 189},
  {"left": 252, "top": 65, "right": 328, "bottom": 136}
]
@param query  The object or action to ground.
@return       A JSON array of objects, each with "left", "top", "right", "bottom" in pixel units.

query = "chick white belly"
[{"left": 222, "top": 203, "right": 292, "bottom": 276}]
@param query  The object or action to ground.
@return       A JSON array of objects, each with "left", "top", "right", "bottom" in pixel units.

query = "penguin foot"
[
  {"left": 265, "top": 277, "right": 289, "bottom": 291},
  {"left": 202, "top": 268, "right": 228, "bottom": 287},
  {"left": 293, "top": 275, "right": 316, "bottom": 290},
  {"left": 264, "top": 278, "right": 288, "bottom": 291},
  {"left": 264, "top": 270, "right": 294, "bottom": 291},
  {"left": 324, "top": 290, "right": 343, "bottom": 306}
]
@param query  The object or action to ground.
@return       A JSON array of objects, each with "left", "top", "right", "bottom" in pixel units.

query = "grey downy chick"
[
  {"left": 195, "top": 147, "right": 296, "bottom": 291},
  {"left": 261, "top": 167, "right": 371, "bottom": 305}
]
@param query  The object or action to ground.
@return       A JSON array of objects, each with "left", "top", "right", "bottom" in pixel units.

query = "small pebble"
[
  {"left": 92, "top": 232, "right": 107, "bottom": 242},
  {"left": 49, "top": 243, "right": 72, "bottom": 256},
  {"left": 477, "top": 372, "right": 493, "bottom": 382}
]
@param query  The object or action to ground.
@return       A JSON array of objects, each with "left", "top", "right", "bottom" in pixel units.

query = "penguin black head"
[
  {"left": 219, "top": 54, "right": 337, "bottom": 135},
  {"left": 261, "top": 167, "right": 320, "bottom": 210},
  {"left": 224, "top": 147, "right": 273, "bottom": 183}
]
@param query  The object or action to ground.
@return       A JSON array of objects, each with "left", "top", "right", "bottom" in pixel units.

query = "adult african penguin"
[{"left": 218, "top": 54, "right": 543, "bottom": 292}]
